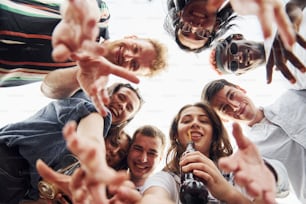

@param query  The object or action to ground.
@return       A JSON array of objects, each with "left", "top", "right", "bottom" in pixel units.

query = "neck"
[
  {"left": 130, "top": 173, "right": 146, "bottom": 188},
  {"left": 247, "top": 108, "right": 264, "bottom": 127}
]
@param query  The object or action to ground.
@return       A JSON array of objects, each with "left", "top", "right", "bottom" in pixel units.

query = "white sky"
[{"left": 0, "top": 0, "right": 301, "bottom": 203}]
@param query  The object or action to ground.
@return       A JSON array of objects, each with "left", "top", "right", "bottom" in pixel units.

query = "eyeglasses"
[
  {"left": 178, "top": 21, "right": 211, "bottom": 40},
  {"left": 228, "top": 42, "right": 238, "bottom": 71}
]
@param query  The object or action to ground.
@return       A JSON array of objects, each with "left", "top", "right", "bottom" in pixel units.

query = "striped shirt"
[{"left": 0, "top": 0, "right": 110, "bottom": 87}]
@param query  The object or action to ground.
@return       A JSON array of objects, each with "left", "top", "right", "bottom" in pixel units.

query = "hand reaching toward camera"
[
  {"left": 266, "top": 2, "right": 305, "bottom": 84},
  {"left": 218, "top": 123, "right": 276, "bottom": 204},
  {"left": 230, "top": 0, "right": 296, "bottom": 49},
  {"left": 52, "top": 0, "right": 101, "bottom": 62}
]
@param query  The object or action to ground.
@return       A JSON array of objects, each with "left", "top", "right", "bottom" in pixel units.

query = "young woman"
[{"left": 141, "top": 102, "right": 275, "bottom": 204}]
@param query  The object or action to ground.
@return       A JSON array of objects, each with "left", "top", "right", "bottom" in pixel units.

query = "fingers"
[
  {"left": 266, "top": 50, "right": 275, "bottom": 84},
  {"left": 272, "top": 36, "right": 296, "bottom": 83},
  {"left": 284, "top": 48, "right": 306, "bottom": 73},
  {"left": 231, "top": 123, "right": 251, "bottom": 150},
  {"left": 89, "top": 77, "right": 110, "bottom": 116},
  {"left": 273, "top": 0, "right": 296, "bottom": 48},
  {"left": 257, "top": 0, "right": 273, "bottom": 39},
  {"left": 70, "top": 169, "right": 90, "bottom": 203},
  {"left": 36, "top": 159, "right": 64, "bottom": 184},
  {"left": 296, "top": 33, "right": 306, "bottom": 48},
  {"left": 52, "top": 44, "right": 71, "bottom": 62},
  {"left": 108, "top": 65, "right": 140, "bottom": 84}
]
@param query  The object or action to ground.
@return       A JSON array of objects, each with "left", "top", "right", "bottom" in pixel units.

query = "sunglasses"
[
  {"left": 228, "top": 42, "right": 239, "bottom": 71},
  {"left": 178, "top": 21, "right": 211, "bottom": 40}
]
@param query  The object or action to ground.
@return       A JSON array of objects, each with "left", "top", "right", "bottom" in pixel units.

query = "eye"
[
  {"left": 130, "top": 59, "right": 139, "bottom": 72},
  {"left": 148, "top": 151, "right": 158, "bottom": 157},
  {"left": 110, "top": 137, "right": 119, "bottom": 147},
  {"left": 126, "top": 103, "right": 133, "bottom": 112},
  {"left": 230, "top": 43, "right": 238, "bottom": 55},
  {"left": 228, "top": 92, "right": 235, "bottom": 100},
  {"left": 133, "top": 44, "right": 139, "bottom": 53},
  {"left": 229, "top": 61, "right": 238, "bottom": 71},
  {"left": 118, "top": 93, "right": 126, "bottom": 102}
]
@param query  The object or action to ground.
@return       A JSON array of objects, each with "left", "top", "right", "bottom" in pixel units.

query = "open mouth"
[{"left": 190, "top": 131, "right": 203, "bottom": 141}]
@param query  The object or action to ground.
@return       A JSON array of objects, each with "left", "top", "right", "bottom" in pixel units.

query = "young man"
[
  {"left": 0, "top": 82, "right": 143, "bottom": 203},
  {"left": 164, "top": 0, "right": 296, "bottom": 53},
  {"left": 209, "top": 0, "right": 306, "bottom": 85},
  {"left": 201, "top": 78, "right": 306, "bottom": 203},
  {"left": 36, "top": 124, "right": 166, "bottom": 203},
  {"left": 0, "top": 0, "right": 168, "bottom": 87},
  {"left": 127, "top": 125, "right": 166, "bottom": 193}
]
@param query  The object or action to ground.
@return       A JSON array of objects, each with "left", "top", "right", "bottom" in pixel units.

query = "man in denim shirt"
[{"left": 0, "top": 82, "right": 143, "bottom": 203}]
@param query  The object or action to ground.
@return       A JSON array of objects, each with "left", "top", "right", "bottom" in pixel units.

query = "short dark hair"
[
  {"left": 107, "top": 83, "right": 144, "bottom": 129},
  {"left": 201, "top": 79, "right": 237, "bottom": 103},
  {"left": 132, "top": 125, "right": 166, "bottom": 153}
]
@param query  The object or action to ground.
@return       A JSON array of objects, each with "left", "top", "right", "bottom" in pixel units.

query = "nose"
[
  {"left": 191, "top": 120, "right": 200, "bottom": 128},
  {"left": 123, "top": 50, "right": 134, "bottom": 61},
  {"left": 228, "top": 100, "right": 240, "bottom": 112},
  {"left": 110, "top": 146, "right": 120, "bottom": 156},
  {"left": 140, "top": 152, "right": 148, "bottom": 162}
]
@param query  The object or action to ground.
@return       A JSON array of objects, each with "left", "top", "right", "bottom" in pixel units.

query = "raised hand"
[
  {"left": 230, "top": 0, "right": 296, "bottom": 49},
  {"left": 218, "top": 123, "right": 276, "bottom": 204},
  {"left": 62, "top": 121, "right": 129, "bottom": 204},
  {"left": 266, "top": 33, "right": 306, "bottom": 84},
  {"left": 36, "top": 159, "right": 73, "bottom": 204},
  {"left": 71, "top": 52, "right": 139, "bottom": 116},
  {"left": 265, "top": 1, "right": 306, "bottom": 84},
  {"left": 52, "top": 0, "right": 101, "bottom": 62}
]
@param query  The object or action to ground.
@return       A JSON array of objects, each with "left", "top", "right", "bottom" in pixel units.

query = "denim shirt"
[{"left": 0, "top": 90, "right": 112, "bottom": 200}]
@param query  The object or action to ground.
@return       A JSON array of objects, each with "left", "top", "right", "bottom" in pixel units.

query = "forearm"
[{"left": 41, "top": 67, "right": 80, "bottom": 99}]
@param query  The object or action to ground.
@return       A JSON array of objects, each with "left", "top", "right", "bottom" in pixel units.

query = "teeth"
[{"left": 135, "top": 164, "right": 146, "bottom": 169}]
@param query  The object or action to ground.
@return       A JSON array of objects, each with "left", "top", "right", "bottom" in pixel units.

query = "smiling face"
[
  {"left": 213, "top": 35, "right": 266, "bottom": 75},
  {"left": 209, "top": 85, "right": 259, "bottom": 125},
  {"left": 108, "top": 86, "right": 141, "bottom": 125},
  {"left": 103, "top": 37, "right": 157, "bottom": 76},
  {"left": 105, "top": 131, "right": 130, "bottom": 168},
  {"left": 177, "top": 0, "right": 216, "bottom": 50},
  {"left": 177, "top": 106, "right": 213, "bottom": 156},
  {"left": 127, "top": 133, "right": 163, "bottom": 185}
]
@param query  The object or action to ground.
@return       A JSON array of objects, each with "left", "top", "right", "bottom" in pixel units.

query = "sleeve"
[
  {"left": 142, "top": 171, "right": 179, "bottom": 202},
  {"left": 264, "top": 158, "right": 290, "bottom": 198},
  {"left": 96, "top": 0, "right": 110, "bottom": 40}
]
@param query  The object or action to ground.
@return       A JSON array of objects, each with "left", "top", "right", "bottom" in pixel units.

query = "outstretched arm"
[
  {"left": 218, "top": 123, "right": 277, "bottom": 204},
  {"left": 229, "top": 0, "right": 296, "bottom": 49}
]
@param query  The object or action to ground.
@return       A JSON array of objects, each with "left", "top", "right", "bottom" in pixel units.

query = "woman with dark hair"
[
  {"left": 140, "top": 102, "right": 277, "bottom": 204},
  {"left": 164, "top": 0, "right": 237, "bottom": 52},
  {"left": 164, "top": 0, "right": 297, "bottom": 53}
]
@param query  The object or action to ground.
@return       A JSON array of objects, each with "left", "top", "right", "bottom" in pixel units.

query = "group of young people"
[{"left": 0, "top": 0, "right": 305, "bottom": 204}]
